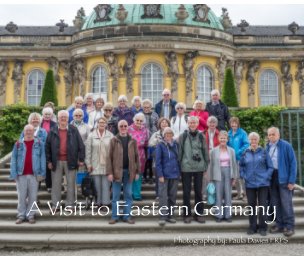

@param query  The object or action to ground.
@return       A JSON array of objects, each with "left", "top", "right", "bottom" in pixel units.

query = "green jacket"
[{"left": 178, "top": 130, "right": 209, "bottom": 172}]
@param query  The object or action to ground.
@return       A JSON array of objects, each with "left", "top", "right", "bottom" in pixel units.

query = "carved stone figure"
[
  {"left": 281, "top": 61, "right": 293, "bottom": 106},
  {"left": 193, "top": 4, "right": 210, "bottom": 23},
  {"left": 123, "top": 49, "right": 136, "bottom": 94},
  {"left": 72, "top": 58, "right": 86, "bottom": 97},
  {"left": 104, "top": 52, "right": 120, "bottom": 93},
  {"left": 56, "top": 20, "right": 68, "bottom": 32},
  {"left": 217, "top": 54, "right": 228, "bottom": 91},
  {"left": 165, "top": 51, "right": 179, "bottom": 94},
  {"left": 115, "top": 4, "right": 128, "bottom": 23},
  {"left": 0, "top": 61, "right": 8, "bottom": 96},
  {"left": 295, "top": 60, "right": 304, "bottom": 96},
  {"left": 183, "top": 51, "right": 198, "bottom": 95},
  {"left": 94, "top": 4, "right": 113, "bottom": 23},
  {"left": 11, "top": 60, "right": 24, "bottom": 103},
  {"left": 5, "top": 21, "right": 18, "bottom": 33},
  {"left": 237, "top": 20, "right": 249, "bottom": 32},
  {"left": 73, "top": 7, "right": 86, "bottom": 31},
  {"left": 246, "top": 60, "right": 260, "bottom": 96},
  {"left": 47, "top": 57, "right": 60, "bottom": 84},
  {"left": 288, "top": 21, "right": 300, "bottom": 35},
  {"left": 234, "top": 60, "right": 244, "bottom": 97},
  {"left": 60, "top": 60, "right": 73, "bottom": 103},
  {"left": 221, "top": 8, "right": 232, "bottom": 29},
  {"left": 141, "top": 5, "right": 163, "bottom": 19}
]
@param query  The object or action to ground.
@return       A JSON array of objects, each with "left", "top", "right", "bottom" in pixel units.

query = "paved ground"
[{"left": 1, "top": 244, "right": 304, "bottom": 256}]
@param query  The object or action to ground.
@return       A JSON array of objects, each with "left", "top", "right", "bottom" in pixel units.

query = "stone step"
[
  {"left": 0, "top": 168, "right": 10, "bottom": 175},
  {"left": 0, "top": 175, "right": 9, "bottom": 182},
  {"left": 1, "top": 218, "right": 304, "bottom": 234},
  {"left": 1, "top": 231, "right": 303, "bottom": 249}
]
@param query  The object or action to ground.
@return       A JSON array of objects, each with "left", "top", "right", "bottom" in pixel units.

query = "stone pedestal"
[{"left": 248, "top": 94, "right": 255, "bottom": 108}]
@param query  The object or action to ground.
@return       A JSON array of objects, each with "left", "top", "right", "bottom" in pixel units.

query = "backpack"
[{"left": 172, "top": 115, "right": 188, "bottom": 125}]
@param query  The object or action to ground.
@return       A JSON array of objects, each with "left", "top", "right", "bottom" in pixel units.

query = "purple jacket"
[{"left": 112, "top": 107, "right": 134, "bottom": 126}]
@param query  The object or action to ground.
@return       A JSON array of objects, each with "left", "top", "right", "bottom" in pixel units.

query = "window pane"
[
  {"left": 92, "top": 66, "right": 108, "bottom": 94},
  {"left": 196, "top": 66, "right": 213, "bottom": 103},
  {"left": 259, "top": 70, "right": 279, "bottom": 106},
  {"left": 27, "top": 70, "right": 45, "bottom": 106}
]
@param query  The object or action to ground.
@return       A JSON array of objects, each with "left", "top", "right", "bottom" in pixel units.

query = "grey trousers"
[
  {"left": 214, "top": 167, "right": 232, "bottom": 220},
  {"left": 16, "top": 175, "right": 39, "bottom": 220},
  {"left": 51, "top": 161, "right": 76, "bottom": 207},
  {"left": 158, "top": 178, "right": 179, "bottom": 220},
  {"left": 92, "top": 175, "right": 111, "bottom": 205}
]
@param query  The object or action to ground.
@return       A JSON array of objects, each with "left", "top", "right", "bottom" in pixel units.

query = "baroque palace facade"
[{"left": 0, "top": 4, "right": 304, "bottom": 107}]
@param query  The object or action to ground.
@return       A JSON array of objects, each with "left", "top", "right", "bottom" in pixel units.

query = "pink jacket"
[{"left": 189, "top": 110, "right": 209, "bottom": 132}]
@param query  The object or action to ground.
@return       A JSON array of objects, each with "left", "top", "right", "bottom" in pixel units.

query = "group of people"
[{"left": 9, "top": 89, "right": 297, "bottom": 238}]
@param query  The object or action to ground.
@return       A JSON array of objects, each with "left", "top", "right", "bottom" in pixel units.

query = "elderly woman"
[
  {"left": 85, "top": 117, "right": 114, "bottom": 209},
  {"left": 131, "top": 96, "right": 143, "bottom": 115},
  {"left": 84, "top": 93, "right": 95, "bottom": 114},
  {"left": 156, "top": 127, "right": 180, "bottom": 226},
  {"left": 204, "top": 116, "right": 220, "bottom": 152},
  {"left": 227, "top": 117, "right": 249, "bottom": 200},
  {"left": 68, "top": 96, "right": 89, "bottom": 124},
  {"left": 103, "top": 102, "right": 119, "bottom": 135},
  {"left": 44, "top": 102, "right": 57, "bottom": 123},
  {"left": 128, "top": 113, "right": 150, "bottom": 200},
  {"left": 170, "top": 102, "right": 188, "bottom": 140},
  {"left": 112, "top": 95, "right": 134, "bottom": 126},
  {"left": 149, "top": 117, "right": 171, "bottom": 198},
  {"left": 209, "top": 131, "right": 237, "bottom": 223},
  {"left": 189, "top": 100, "right": 209, "bottom": 132},
  {"left": 70, "top": 109, "right": 91, "bottom": 144},
  {"left": 88, "top": 97, "right": 105, "bottom": 129},
  {"left": 240, "top": 132, "right": 274, "bottom": 236},
  {"left": 20, "top": 112, "right": 47, "bottom": 144}
]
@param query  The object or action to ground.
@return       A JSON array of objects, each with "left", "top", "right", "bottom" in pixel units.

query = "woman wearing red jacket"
[{"left": 189, "top": 100, "right": 209, "bottom": 132}]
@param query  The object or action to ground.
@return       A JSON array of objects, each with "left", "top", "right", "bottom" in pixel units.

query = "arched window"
[
  {"left": 259, "top": 70, "right": 279, "bottom": 106},
  {"left": 196, "top": 65, "right": 213, "bottom": 103},
  {"left": 27, "top": 70, "right": 45, "bottom": 106},
  {"left": 92, "top": 65, "right": 108, "bottom": 97},
  {"left": 141, "top": 63, "right": 164, "bottom": 105}
]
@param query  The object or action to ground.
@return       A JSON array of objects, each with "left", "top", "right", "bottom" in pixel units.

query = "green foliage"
[
  {"left": 231, "top": 105, "right": 287, "bottom": 145},
  {"left": 222, "top": 68, "right": 239, "bottom": 107},
  {"left": 40, "top": 69, "right": 58, "bottom": 107}
]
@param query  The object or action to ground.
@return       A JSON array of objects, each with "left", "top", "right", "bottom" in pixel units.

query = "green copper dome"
[{"left": 82, "top": 4, "right": 224, "bottom": 31}]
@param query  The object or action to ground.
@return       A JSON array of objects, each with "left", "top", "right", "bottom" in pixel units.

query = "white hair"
[
  {"left": 211, "top": 89, "right": 220, "bottom": 96},
  {"left": 42, "top": 107, "right": 53, "bottom": 115},
  {"left": 133, "top": 112, "right": 146, "bottom": 123},
  {"left": 162, "top": 88, "right": 171, "bottom": 95},
  {"left": 28, "top": 112, "right": 42, "bottom": 125},
  {"left": 142, "top": 99, "right": 153, "bottom": 107},
  {"left": 193, "top": 100, "right": 205, "bottom": 110},
  {"left": 73, "top": 108, "right": 84, "bottom": 117},
  {"left": 219, "top": 130, "right": 228, "bottom": 137},
  {"left": 207, "top": 116, "right": 218, "bottom": 126},
  {"left": 267, "top": 127, "right": 280, "bottom": 135},
  {"left": 24, "top": 124, "right": 34, "bottom": 131},
  {"left": 187, "top": 116, "right": 199, "bottom": 124},
  {"left": 162, "top": 127, "right": 174, "bottom": 137},
  {"left": 175, "top": 102, "right": 186, "bottom": 111},
  {"left": 58, "top": 110, "right": 69, "bottom": 118},
  {"left": 84, "top": 93, "right": 94, "bottom": 102},
  {"left": 118, "top": 95, "right": 128, "bottom": 102},
  {"left": 74, "top": 96, "right": 84, "bottom": 103},
  {"left": 131, "top": 96, "right": 142, "bottom": 105},
  {"left": 248, "top": 132, "right": 260, "bottom": 141}
]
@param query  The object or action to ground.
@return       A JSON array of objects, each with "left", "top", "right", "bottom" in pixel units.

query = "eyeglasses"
[
  {"left": 177, "top": 107, "right": 184, "bottom": 110},
  {"left": 75, "top": 115, "right": 83, "bottom": 117},
  {"left": 163, "top": 94, "right": 170, "bottom": 96},
  {"left": 104, "top": 109, "right": 112, "bottom": 112},
  {"left": 136, "top": 120, "right": 143, "bottom": 122},
  {"left": 119, "top": 125, "right": 128, "bottom": 128}
]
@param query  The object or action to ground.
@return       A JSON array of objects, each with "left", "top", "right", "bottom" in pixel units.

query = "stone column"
[
  {"left": 0, "top": 61, "right": 9, "bottom": 106},
  {"left": 11, "top": 60, "right": 24, "bottom": 103},
  {"left": 281, "top": 61, "right": 293, "bottom": 107},
  {"left": 183, "top": 51, "right": 198, "bottom": 107},
  {"left": 165, "top": 51, "right": 179, "bottom": 100},
  {"left": 123, "top": 49, "right": 136, "bottom": 102},
  {"left": 295, "top": 60, "right": 304, "bottom": 106},
  {"left": 216, "top": 54, "right": 227, "bottom": 92},
  {"left": 60, "top": 60, "right": 73, "bottom": 106},
  {"left": 246, "top": 60, "right": 260, "bottom": 108},
  {"left": 234, "top": 60, "right": 244, "bottom": 100}
]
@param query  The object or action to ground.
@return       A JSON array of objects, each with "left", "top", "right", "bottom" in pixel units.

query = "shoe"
[
  {"left": 166, "top": 218, "right": 176, "bottom": 224},
  {"left": 108, "top": 219, "right": 118, "bottom": 224},
  {"left": 142, "top": 179, "right": 147, "bottom": 184},
  {"left": 226, "top": 218, "right": 232, "bottom": 223},
  {"left": 148, "top": 179, "right": 154, "bottom": 185},
  {"left": 123, "top": 218, "right": 135, "bottom": 224},
  {"left": 269, "top": 226, "right": 284, "bottom": 233},
  {"left": 283, "top": 229, "right": 295, "bottom": 237},
  {"left": 259, "top": 230, "right": 267, "bottom": 236},
  {"left": 247, "top": 229, "right": 256, "bottom": 235},
  {"left": 194, "top": 216, "right": 206, "bottom": 223},
  {"left": 184, "top": 217, "right": 192, "bottom": 224},
  {"left": 159, "top": 220, "right": 166, "bottom": 226},
  {"left": 15, "top": 218, "right": 23, "bottom": 224},
  {"left": 215, "top": 218, "right": 222, "bottom": 223},
  {"left": 28, "top": 218, "right": 36, "bottom": 224}
]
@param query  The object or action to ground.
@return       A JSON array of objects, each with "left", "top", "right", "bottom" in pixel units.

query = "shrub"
[
  {"left": 40, "top": 69, "right": 58, "bottom": 106},
  {"left": 222, "top": 68, "right": 238, "bottom": 107}
]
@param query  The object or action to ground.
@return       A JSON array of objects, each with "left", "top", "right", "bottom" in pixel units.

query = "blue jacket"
[
  {"left": 154, "top": 99, "right": 177, "bottom": 119},
  {"left": 19, "top": 127, "right": 48, "bottom": 144},
  {"left": 130, "top": 106, "right": 143, "bottom": 115},
  {"left": 68, "top": 107, "right": 89, "bottom": 124},
  {"left": 266, "top": 139, "right": 297, "bottom": 184},
  {"left": 227, "top": 128, "right": 249, "bottom": 161},
  {"left": 10, "top": 138, "right": 46, "bottom": 180},
  {"left": 239, "top": 147, "right": 274, "bottom": 188},
  {"left": 155, "top": 140, "right": 180, "bottom": 179}
]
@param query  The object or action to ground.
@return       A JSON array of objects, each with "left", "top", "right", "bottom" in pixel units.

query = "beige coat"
[
  {"left": 85, "top": 130, "right": 114, "bottom": 175},
  {"left": 106, "top": 135, "right": 140, "bottom": 182}
]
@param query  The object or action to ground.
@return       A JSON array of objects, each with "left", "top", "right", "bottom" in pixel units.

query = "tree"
[
  {"left": 221, "top": 68, "right": 238, "bottom": 107},
  {"left": 40, "top": 69, "right": 58, "bottom": 106}
]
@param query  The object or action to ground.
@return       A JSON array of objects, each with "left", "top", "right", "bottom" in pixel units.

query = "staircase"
[{"left": 0, "top": 157, "right": 304, "bottom": 250}]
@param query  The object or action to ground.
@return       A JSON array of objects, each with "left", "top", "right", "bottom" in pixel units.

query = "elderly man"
[
  {"left": 267, "top": 127, "right": 297, "bottom": 237},
  {"left": 107, "top": 120, "right": 140, "bottom": 224},
  {"left": 155, "top": 89, "right": 177, "bottom": 119},
  {"left": 10, "top": 124, "right": 46, "bottom": 224},
  {"left": 179, "top": 116, "right": 209, "bottom": 224},
  {"left": 46, "top": 110, "right": 85, "bottom": 211},
  {"left": 205, "top": 89, "right": 230, "bottom": 131}
]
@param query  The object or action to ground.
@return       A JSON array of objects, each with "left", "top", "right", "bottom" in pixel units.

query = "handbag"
[
  {"left": 206, "top": 182, "right": 216, "bottom": 205},
  {"left": 81, "top": 174, "right": 96, "bottom": 198}
]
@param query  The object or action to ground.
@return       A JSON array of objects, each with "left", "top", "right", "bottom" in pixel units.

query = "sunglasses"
[
  {"left": 104, "top": 109, "right": 112, "bottom": 112},
  {"left": 119, "top": 125, "right": 128, "bottom": 128}
]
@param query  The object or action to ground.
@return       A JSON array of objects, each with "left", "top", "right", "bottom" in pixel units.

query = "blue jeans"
[
  {"left": 111, "top": 169, "right": 133, "bottom": 221},
  {"left": 271, "top": 170, "right": 295, "bottom": 230}
]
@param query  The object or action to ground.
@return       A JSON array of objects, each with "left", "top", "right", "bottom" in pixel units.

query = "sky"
[{"left": 0, "top": 3, "right": 303, "bottom": 27}]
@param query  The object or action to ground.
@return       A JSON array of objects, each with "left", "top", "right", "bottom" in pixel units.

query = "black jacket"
[
  {"left": 45, "top": 125, "right": 85, "bottom": 171},
  {"left": 205, "top": 100, "right": 230, "bottom": 131},
  {"left": 41, "top": 119, "right": 57, "bottom": 130},
  {"left": 154, "top": 99, "right": 177, "bottom": 119}
]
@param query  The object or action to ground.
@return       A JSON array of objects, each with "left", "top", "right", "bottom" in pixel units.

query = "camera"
[{"left": 192, "top": 154, "right": 201, "bottom": 162}]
